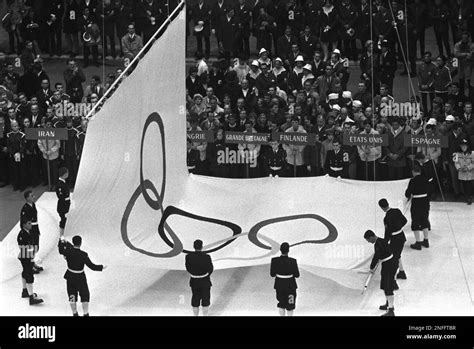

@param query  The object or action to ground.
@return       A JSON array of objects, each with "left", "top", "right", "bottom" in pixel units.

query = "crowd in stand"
[
  {"left": 1, "top": 0, "right": 173, "bottom": 66},
  {"left": 0, "top": 1, "right": 183, "bottom": 194},
  {"left": 185, "top": 0, "right": 474, "bottom": 204}
]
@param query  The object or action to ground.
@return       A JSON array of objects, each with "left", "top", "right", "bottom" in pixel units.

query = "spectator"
[
  {"left": 283, "top": 117, "right": 307, "bottom": 177},
  {"left": 319, "top": 0, "right": 338, "bottom": 62},
  {"left": 63, "top": 0, "right": 81, "bottom": 57},
  {"left": 121, "top": 24, "right": 143, "bottom": 61},
  {"left": 64, "top": 59, "right": 86, "bottom": 103},
  {"left": 433, "top": 55, "right": 453, "bottom": 103},
  {"left": 454, "top": 138, "right": 474, "bottom": 204},
  {"left": 445, "top": 122, "right": 466, "bottom": 198},
  {"left": 430, "top": 0, "right": 451, "bottom": 57},
  {"left": 358, "top": 119, "right": 382, "bottom": 181},
  {"left": 453, "top": 31, "right": 474, "bottom": 96}
]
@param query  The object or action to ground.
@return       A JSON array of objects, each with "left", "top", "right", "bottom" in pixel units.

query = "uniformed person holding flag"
[
  {"left": 185, "top": 239, "right": 214, "bottom": 316},
  {"left": 270, "top": 242, "right": 300, "bottom": 316},
  {"left": 364, "top": 230, "right": 397, "bottom": 316}
]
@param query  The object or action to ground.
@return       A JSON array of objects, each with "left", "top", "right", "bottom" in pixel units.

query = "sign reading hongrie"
[{"left": 187, "top": 130, "right": 215, "bottom": 143}]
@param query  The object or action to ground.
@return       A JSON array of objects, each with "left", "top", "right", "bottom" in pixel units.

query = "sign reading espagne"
[{"left": 404, "top": 134, "right": 448, "bottom": 148}]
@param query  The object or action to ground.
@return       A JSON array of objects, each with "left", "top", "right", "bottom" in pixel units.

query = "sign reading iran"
[
  {"left": 343, "top": 133, "right": 388, "bottom": 146},
  {"left": 187, "top": 130, "right": 214, "bottom": 143},
  {"left": 225, "top": 132, "right": 270, "bottom": 144},
  {"left": 273, "top": 132, "right": 317, "bottom": 145},
  {"left": 404, "top": 134, "right": 448, "bottom": 148},
  {"left": 25, "top": 128, "right": 68, "bottom": 140}
]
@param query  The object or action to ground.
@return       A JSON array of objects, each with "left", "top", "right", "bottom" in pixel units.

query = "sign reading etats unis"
[
  {"left": 343, "top": 133, "right": 389, "bottom": 146},
  {"left": 25, "top": 128, "right": 69, "bottom": 140}
]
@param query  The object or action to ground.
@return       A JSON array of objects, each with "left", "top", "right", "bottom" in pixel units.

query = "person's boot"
[
  {"left": 381, "top": 308, "right": 395, "bottom": 316},
  {"left": 379, "top": 301, "right": 388, "bottom": 310},
  {"left": 393, "top": 281, "right": 399, "bottom": 290},
  {"left": 21, "top": 289, "right": 29, "bottom": 298},
  {"left": 421, "top": 239, "right": 429, "bottom": 248},
  {"left": 29, "top": 295, "right": 44, "bottom": 305},
  {"left": 396, "top": 270, "right": 407, "bottom": 280},
  {"left": 468, "top": 197, "right": 472, "bottom": 205},
  {"left": 73, "top": 312, "right": 79, "bottom": 317},
  {"left": 410, "top": 241, "right": 422, "bottom": 250},
  {"left": 83, "top": 313, "right": 89, "bottom": 317}
]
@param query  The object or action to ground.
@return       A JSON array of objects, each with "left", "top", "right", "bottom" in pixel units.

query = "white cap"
[
  {"left": 333, "top": 49, "right": 341, "bottom": 55},
  {"left": 295, "top": 55, "right": 304, "bottom": 62},
  {"left": 332, "top": 104, "right": 341, "bottom": 111},
  {"left": 344, "top": 116, "right": 355, "bottom": 124},
  {"left": 427, "top": 118, "right": 437, "bottom": 126},
  {"left": 259, "top": 48, "right": 268, "bottom": 55},
  {"left": 303, "top": 64, "right": 312, "bottom": 71},
  {"left": 445, "top": 115, "right": 455, "bottom": 122},
  {"left": 353, "top": 100, "right": 362, "bottom": 107},
  {"left": 274, "top": 57, "right": 282, "bottom": 63},
  {"left": 328, "top": 93, "right": 339, "bottom": 101},
  {"left": 251, "top": 60, "right": 259, "bottom": 67},
  {"left": 342, "top": 91, "right": 352, "bottom": 99}
]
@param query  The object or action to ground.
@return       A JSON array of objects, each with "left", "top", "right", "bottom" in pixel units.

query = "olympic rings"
[{"left": 121, "top": 112, "right": 339, "bottom": 258}]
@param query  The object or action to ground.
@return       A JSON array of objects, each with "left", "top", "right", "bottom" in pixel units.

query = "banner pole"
[{"left": 46, "top": 140, "right": 51, "bottom": 191}]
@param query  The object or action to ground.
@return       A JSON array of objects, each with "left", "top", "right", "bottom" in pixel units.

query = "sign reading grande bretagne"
[
  {"left": 225, "top": 132, "right": 270, "bottom": 144},
  {"left": 343, "top": 133, "right": 389, "bottom": 146},
  {"left": 273, "top": 132, "right": 317, "bottom": 145},
  {"left": 404, "top": 134, "right": 448, "bottom": 148},
  {"left": 25, "top": 128, "right": 69, "bottom": 140},
  {"left": 187, "top": 130, "right": 215, "bottom": 143}
]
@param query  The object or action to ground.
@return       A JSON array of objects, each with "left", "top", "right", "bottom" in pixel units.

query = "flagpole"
[{"left": 85, "top": 0, "right": 185, "bottom": 119}]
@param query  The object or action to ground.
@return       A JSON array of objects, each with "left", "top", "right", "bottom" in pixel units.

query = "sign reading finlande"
[
  {"left": 225, "top": 132, "right": 270, "bottom": 144},
  {"left": 343, "top": 133, "right": 389, "bottom": 146},
  {"left": 187, "top": 130, "right": 215, "bottom": 143},
  {"left": 404, "top": 134, "right": 448, "bottom": 148},
  {"left": 273, "top": 132, "right": 317, "bottom": 145},
  {"left": 25, "top": 128, "right": 68, "bottom": 140}
]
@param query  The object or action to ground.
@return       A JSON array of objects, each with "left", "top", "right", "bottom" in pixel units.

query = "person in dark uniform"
[
  {"left": 56, "top": 167, "right": 71, "bottom": 236},
  {"left": 377, "top": 198, "right": 406, "bottom": 305},
  {"left": 187, "top": 138, "right": 201, "bottom": 174},
  {"left": 58, "top": 235, "right": 106, "bottom": 316},
  {"left": 364, "top": 229, "right": 397, "bottom": 317},
  {"left": 270, "top": 242, "right": 300, "bottom": 316},
  {"left": 6, "top": 120, "right": 25, "bottom": 191},
  {"left": 20, "top": 190, "right": 43, "bottom": 273},
  {"left": 379, "top": 40, "right": 397, "bottom": 94},
  {"left": 265, "top": 139, "right": 286, "bottom": 177},
  {"left": 405, "top": 162, "right": 431, "bottom": 250},
  {"left": 18, "top": 218, "right": 44, "bottom": 305},
  {"left": 324, "top": 137, "right": 347, "bottom": 178},
  {"left": 415, "top": 152, "right": 436, "bottom": 200},
  {"left": 185, "top": 239, "right": 214, "bottom": 316}
]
